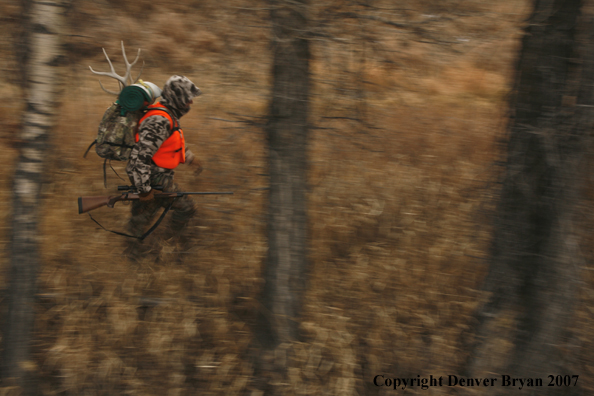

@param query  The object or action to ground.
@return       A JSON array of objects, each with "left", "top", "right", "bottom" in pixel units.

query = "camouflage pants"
[{"left": 128, "top": 173, "right": 196, "bottom": 238}]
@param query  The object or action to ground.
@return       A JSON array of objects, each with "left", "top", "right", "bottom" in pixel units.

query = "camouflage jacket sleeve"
[{"left": 126, "top": 115, "right": 172, "bottom": 193}]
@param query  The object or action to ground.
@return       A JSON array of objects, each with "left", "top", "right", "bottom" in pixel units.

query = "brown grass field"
[{"left": 1, "top": 0, "right": 594, "bottom": 395}]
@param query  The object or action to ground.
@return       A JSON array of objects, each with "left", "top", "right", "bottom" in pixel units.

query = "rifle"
[
  {"left": 78, "top": 185, "right": 233, "bottom": 214},
  {"left": 78, "top": 186, "right": 233, "bottom": 240}
]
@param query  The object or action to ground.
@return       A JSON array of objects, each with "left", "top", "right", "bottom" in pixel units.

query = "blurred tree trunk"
[
  {"left": 255, "top": 0, "right": 310, "bottom": 385},
  {"left": 463, "top": 0, "right": 593, "bottom": 390},
  {"left": 1, "top": 0, "right": 66, "bottom": 392}
]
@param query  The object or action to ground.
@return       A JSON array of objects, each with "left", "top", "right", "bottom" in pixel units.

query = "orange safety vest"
[{"left": 136, "top": 103, "right": 186, "bottom": 169}]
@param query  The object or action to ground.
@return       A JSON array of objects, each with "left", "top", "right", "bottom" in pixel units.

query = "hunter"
[{"left": 126, "top": 75, "right": 203, "bottom": 249}]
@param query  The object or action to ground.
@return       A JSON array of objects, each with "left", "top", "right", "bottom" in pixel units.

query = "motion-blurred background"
[{"left": 1, "top": 0, "right": 593, "bottom": 395}]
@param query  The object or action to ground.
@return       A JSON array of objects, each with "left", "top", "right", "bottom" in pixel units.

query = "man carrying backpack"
[{"left": 125, "top": 75, "right": 203, "bottom": 252}]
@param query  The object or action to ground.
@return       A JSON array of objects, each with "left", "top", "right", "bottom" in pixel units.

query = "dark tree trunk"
[
  {"left": 1, "top": 0, "right": 65, "bottom": 393},
  {"left": 256, "top": 0, "right": 310, "bottom": 364},
  {"left": 463, "top": 0, "right": 594, "bottom": 392}
]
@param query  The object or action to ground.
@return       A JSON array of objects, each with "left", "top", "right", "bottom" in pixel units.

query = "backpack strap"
[
  {"left": 102, "top": 159, "right": 126, "bottom": 188},
  {"left": 83, "top": 140, "right": 97, "bottom": 158},
  {"left": 141, "top": 106, "right": 179, "bottom": 135}
]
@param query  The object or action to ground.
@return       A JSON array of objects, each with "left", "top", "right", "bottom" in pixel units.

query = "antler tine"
[
  {"left": 120, "top": 41, "right": 142, "bottom": 86},
  {"left": 89, "top": 46, "right": 129, "bottom": 88},
  {"left": 103, "top": 47, "right": 117, "bottom": 74},
  {"left": 98, "top": 80, "right": 120, "bottom": 95},
  {"left": 132, "top": 61, "right": 145, "bottom": 84}
]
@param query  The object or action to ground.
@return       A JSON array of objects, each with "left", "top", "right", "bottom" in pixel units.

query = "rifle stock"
[
  {"left": 78, "top": 194, "right": 138, "bottom": 214},
  {"left": 78, "top": 195, "right": 113, "bottom": 214}
]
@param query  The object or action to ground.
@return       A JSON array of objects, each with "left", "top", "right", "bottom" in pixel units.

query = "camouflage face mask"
[{"left": 160, "top": 75, "right": 201, "bottom": 118}]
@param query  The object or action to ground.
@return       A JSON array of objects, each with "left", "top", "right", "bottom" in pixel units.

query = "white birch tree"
[{"left": 2, "top": 0, "right": 66, "bottom": 392}]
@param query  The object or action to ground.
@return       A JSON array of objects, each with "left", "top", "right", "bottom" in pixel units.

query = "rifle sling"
[{"left": 87, "top": 198, "right": 176, "bottom": 241}]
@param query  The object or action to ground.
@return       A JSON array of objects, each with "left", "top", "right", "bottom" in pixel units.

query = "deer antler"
[{"left": 89, "top": 41, "right": 144, "bottom": 95}]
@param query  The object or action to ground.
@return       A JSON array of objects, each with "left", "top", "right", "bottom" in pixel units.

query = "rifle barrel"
[{"left": 175, "top": 192, "right": 234, "bottom": 195}]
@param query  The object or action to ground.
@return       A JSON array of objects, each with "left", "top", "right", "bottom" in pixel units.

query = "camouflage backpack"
[
  {"left": 84, "top": 102, "right": 142, "bottom": 162},
  {"left": 84, "top": 80, "right": 164, "bottom": 186}
]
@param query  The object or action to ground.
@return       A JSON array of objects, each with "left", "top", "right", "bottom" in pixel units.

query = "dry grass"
[{"left": 1, "top": 0, "right": 593, "bottom": 395}]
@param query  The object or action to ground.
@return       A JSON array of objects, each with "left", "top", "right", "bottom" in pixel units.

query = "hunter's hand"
[
  {"left": 138, "top": 189, "right": 155, "bottom": 201},
  {"left": 186, "top": 150, "right": 203, "bottom": 176},
  {"left": 192, "top": 159, "right": 203, "bottom": 176}
]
